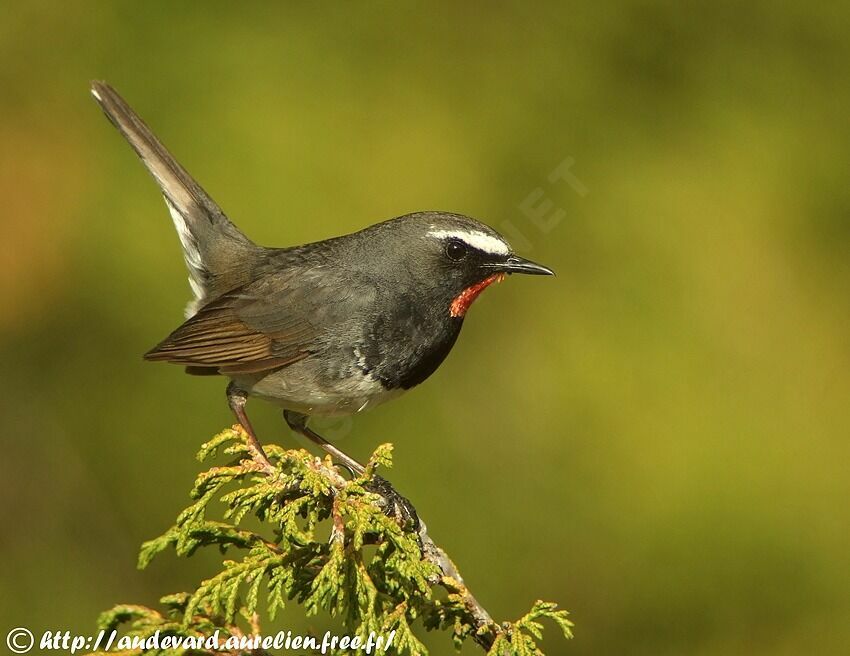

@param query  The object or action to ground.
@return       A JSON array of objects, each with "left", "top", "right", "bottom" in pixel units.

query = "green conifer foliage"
[{"left": 88, "top": 427, "right": 572, "bottom": 655}]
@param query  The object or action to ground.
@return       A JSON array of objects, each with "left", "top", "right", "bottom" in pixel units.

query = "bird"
[{"left": 90, "top": 81, "right": 554, "bottom": 475}]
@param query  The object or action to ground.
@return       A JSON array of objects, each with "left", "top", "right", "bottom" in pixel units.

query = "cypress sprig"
[{"left": 88, "top": 426, "right": 573, "bottom": 655}]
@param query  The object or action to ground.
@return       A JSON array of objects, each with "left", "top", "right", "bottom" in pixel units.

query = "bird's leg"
[
  {"left": 283, "top": 410, "right": 419, "bottom": 529},
  {"left": 226, "top": 382, "right": 273, "bottom": 471},
  {"left": 283, "top": 410, "right": 364, "bottom": 475}
]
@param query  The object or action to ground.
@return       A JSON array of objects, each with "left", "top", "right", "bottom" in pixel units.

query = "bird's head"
[{"left": 369, "top": 212, "right": 554, "bottom": 318}]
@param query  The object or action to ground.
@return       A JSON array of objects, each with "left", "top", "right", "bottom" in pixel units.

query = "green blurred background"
[{"left": 1, "top": 2, "right": 849, "bottom": 654}]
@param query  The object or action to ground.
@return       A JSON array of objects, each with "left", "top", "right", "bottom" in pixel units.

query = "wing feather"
[
  {"left": 144, "top": 297, "right": 311, "bottom": 374},
  {"left": 144, "top": 265, "right": 375, "bottom": 376}
]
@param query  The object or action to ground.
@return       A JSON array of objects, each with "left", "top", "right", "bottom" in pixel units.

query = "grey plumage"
[{"left": 91, "top": 81, "right": 553, "bottom": 450}]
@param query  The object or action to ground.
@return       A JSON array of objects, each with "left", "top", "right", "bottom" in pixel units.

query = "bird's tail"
[{"left": 91, "top": 81, "right": 260, "bottom": 316}]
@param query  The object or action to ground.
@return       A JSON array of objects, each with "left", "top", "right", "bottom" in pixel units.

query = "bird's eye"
[{"left": 445, "top": 239, "right": 468, "bottom": 262}]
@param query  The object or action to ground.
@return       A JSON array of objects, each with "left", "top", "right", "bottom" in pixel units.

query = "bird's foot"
[
  {"left": 230, "top": 424, "right": 275, "bottom": 474},
  {"left": 247, "top": 440, "right": 275, "bottom": 474},
  {"left": 365, "top": 475, "right": 420, "bottom": 531}
]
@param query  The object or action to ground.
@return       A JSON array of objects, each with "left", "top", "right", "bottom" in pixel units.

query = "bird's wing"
[{"left": 144, "top": 267, "right": 373, "bottom": 375}]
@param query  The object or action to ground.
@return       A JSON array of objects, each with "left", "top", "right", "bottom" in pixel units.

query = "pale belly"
[{"left": 229, "top": 358, "right": 405, "bottom": 417}]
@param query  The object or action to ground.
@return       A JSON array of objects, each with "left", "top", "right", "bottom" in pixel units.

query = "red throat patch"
[{"left": 449, "top": 273, "right": 506, "bottom": 318}]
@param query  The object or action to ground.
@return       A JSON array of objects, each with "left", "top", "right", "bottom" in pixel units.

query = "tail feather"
[{"left": 91, "top": 81, "right": 258, "bottom": 315}]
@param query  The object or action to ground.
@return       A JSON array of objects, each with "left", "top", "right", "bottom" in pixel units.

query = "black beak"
[{"left": 498, "top": 255, "right": 555, "bottom": 276}]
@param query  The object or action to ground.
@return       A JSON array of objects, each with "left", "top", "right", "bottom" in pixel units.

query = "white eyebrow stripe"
[{"left": 428, "top": 229, "right": 510, "bottom": 256}]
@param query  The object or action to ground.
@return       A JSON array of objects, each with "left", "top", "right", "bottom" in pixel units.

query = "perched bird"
[{"left": 91, "top": 81, "right": 553, "bottom": 474}]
